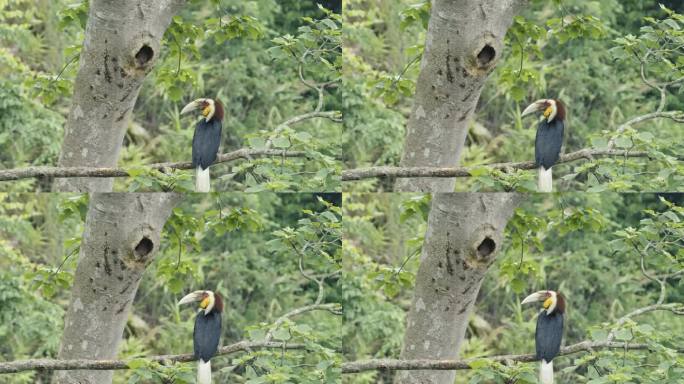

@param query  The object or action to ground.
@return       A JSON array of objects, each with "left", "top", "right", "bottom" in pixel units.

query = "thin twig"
[
  {"left": 52, "top": 54, "right": 79, "bottom": 83},
  {"left": 389, "top": 54, "right": 422, "bottom": 88},
  {"left": 174, "top": 38, "right": 182, "bottom": 77}
]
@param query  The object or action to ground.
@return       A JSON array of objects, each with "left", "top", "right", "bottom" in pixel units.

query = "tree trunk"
[
  {"left": 395, "top": 0, "right": 526, "bottom": 192},
  {"left": 54, "top": 193, "right": 180, "bottom": 384},
  {"left": 395, "top": 193, "right": 522, "bottom": 384},
  {"left": 54, "top": 0, "right": 186, "bottom": 192}
]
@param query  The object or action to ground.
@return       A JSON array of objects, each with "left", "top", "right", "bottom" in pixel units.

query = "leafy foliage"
[
  {"left": 0, "top": 193, "right": 342, "bottom": 383},
  {"left": 0, "top": 0, "right": 341, "bottom": 192},
  {"left": 342, "top": 193, "right": 684, "bottom": 383},
  {"left": 124, "top": 194, "right": 342, "bottom": 383},
  {"left": 343, "top": 0, "right": 684, "bottom": 192}
]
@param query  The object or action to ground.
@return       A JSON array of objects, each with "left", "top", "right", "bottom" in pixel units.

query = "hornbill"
[
  {"left": 180, "top": 98, "right": 224, "bottom": 192},
  {"left": 521, "top": 290, "right": 565, "bottom": 384},
  {"left": 178, "top": 290, "right": 223, "bottom": 384},
  {"left": 520, "top": 99, "right": 566, "bottom": 192}
]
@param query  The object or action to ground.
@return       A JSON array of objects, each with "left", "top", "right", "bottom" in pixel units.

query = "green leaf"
[
  {"left": 272, "top": 327, "right": 291, "bottom": 341},
  {"left": 613, "top": 328, "right": 632, "bottom": 341},
  {"left": 272, "top": 137, "right": 291, "bottom": 148},
  {"left": 294, "top": 131, "right": 313, "bottom": 142},
  {"left": 613, "top": 137, "right": 633, "bottom": 148},
  {"left": 590, "top": 329, "right": 608, "bottom": 342},
  {"left": 468, "top": 167, "right": 490, "bottom": 177},
  {"left": 468, "top": 359, "right": 490, "bottom": 369},
  {"left": 127, "top": 358, "right": 149, "bottom": 369}
]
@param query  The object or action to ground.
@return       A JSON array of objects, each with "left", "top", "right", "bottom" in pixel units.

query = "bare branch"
[
  {"left": 0, "top": 341, "right": 305, "bottom": 374},
  {"left": 341, "top": 340, "right": 684, "bottom": 373},
  {"left": 264, "top": 109, "right": 341, "bottom": 149},
  {"left": 633, "top": 242, "right": 668, "bottom": 305},
  {"left": 263, "top": 241, "right": 342, "bottom": 342},
  {"left": 296, "top": 48, "right": 335, "bottom": 113},
  {"left": 638, "top": 51, "right": 668, "bottom": 112},
  {"left": 663, "top": 76, "right": 684, "bottom": 87},
  {"left": 280, "top": 110, "right": 342, "bottom": 127},
  {"left": 342, "top": 148, "right": 684, "bottom": 181},
  {"left": 265, "top": 303, "right": 342, "bottom": 343},
  {"left": 0, "top": 149, "right": 308, "bottom": 182},
  {"left": 607, "top": 110, "right": 684, "bottom": 149},
  {"left": 607, "top": 302, "right": 684, "bottom": 343},
  {"left": 604, "top": 50, "right": 683, "bottom": 150}
]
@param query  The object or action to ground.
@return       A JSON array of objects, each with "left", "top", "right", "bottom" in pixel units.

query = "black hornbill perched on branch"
[
  {"left": 521, "top": 99, "right": 566, "bottom": 192},
  {"left": 521, "top": 290, "right": 565, "bottom": 384},
  {"left": 181, "top": 98, "right": 224, "bottom": 192},
  {"left": 179, "top": 290, "right": 223, "bottom": 384}
]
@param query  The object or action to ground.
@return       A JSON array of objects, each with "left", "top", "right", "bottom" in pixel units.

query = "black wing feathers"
[
  {"left": 192, "top": 119, "right": 222, "bottom": 170},
  {"left": 535, "top": 311, "right": 564, "bottom": 362},
  {"left": 535, "top": 119, "right": 564, "bottom": 169},
  {"left": 193, "top": 311, "right": 222, "bottom": 362}
]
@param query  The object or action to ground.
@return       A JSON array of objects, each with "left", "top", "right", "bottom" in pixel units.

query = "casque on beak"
[
  {"left": 181, "top": 98, "right": 212, "bottom": 115},
  {"left": 181, "top": 100, "right": 202, "bottom": 115},
  {"left": 178, "top": 290, "right": 207, "bottom": 306},
  {"left": 521, "top": 290, "right": 549, "bottom": 305},
  {"left": 521, "top": 99, "right": 550, "bottom": 122}
]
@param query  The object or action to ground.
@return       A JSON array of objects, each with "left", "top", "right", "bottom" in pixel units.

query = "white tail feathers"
[
  {"left": 537, "top": 166, "right": 553, "bottom": 192},
  {"left": 195, "top": 166, "right": 211, "bottom": 192},
  {"left": 540, "top": 360, "right": 554, "bottom": 384},
  {"left": 197, "top": 359, "right": 212, "bottom": 384}
]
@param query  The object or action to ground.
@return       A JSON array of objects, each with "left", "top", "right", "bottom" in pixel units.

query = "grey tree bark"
[
  {"left": 395, "top": 193, "right": 522, "bottom": 384},
  {"left": 395, "top": 0, "right": 526, "bottom": 192},
  {"left": 54, "top": 0, "right": 186, "bottom": 192},
  {"left": 54, "top": 193, "right": 181, "bottom": 384}
]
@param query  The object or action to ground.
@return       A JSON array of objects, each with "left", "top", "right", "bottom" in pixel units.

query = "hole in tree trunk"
[
  {"left": 134, "top": 237, "right": 154, "bottom": 257},
  {"left": 135, "top": 45, "right": 154, "bottom": 67},
  {"left": 477, "top": 45, "right": 495, "bottom": 66},
  {"left": 477, "top": 237, "right": 495, "bottom": 257}
]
